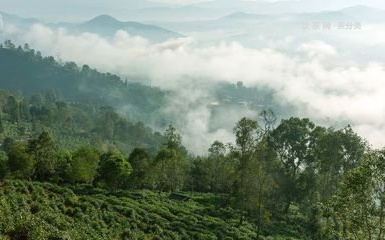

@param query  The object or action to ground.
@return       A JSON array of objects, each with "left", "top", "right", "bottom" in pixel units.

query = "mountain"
[
  {"left": 202, "top": 5, "right": 385, "bottom": 26},
  {"left": 190, "top": 0, "right": 383, "bottom": 15},
  {"left": 155, "top": 4, "right": 385, "bottom": 51},
  {"left": 0, "top": 11, "right": 183, "bottom": 42},
  {"left": 0, "top": 42, "right": 169, "bottom": 125},
  {"left": 75, "top": 14, "right": 183, "bottom": 41},
  {"left": 0, "top": 10, "right": 39, "bottom": 29},
  {"left": 340, "top": 5, "right": 385, "bottom": 21}
]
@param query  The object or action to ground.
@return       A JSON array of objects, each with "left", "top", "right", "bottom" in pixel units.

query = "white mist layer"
[{"left": 2, "top": 23, "right": 385, "bottom": 153}]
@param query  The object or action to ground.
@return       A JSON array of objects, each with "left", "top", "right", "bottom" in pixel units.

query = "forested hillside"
[
  {"left": 0, "top": 180, "right": 258, "bottom": 239},
  {"left": 0, "top": 41, "right": 168, "bottom": 123},
  {"left": 0, "top": 41, "right": 289, "bottom": 131},
  {"left": 0, "top": 88, "right": 163, "bottom": 154},
  {"left": 0, "top": 41, "right": 384, "bottom": 240}
]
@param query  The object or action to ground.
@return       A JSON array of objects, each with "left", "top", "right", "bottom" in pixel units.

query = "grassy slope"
[{"left": 0, "top": 180, "right": 260, "bottom": 240}]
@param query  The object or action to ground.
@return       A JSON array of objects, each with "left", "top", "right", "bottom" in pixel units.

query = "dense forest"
[
  {"left": 0, "top": 40, "right": 169, "bottom": 125},
  {"left": 0, "top": 41, "right": 384, "bottom": 240}
]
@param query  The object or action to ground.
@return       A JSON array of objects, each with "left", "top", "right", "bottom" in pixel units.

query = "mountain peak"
[
  {"left": 88, "top": 14, "right": 121, "bottom": 25},
  {"left": 341, "top": 5, "right": 383, "bottom": 14}
]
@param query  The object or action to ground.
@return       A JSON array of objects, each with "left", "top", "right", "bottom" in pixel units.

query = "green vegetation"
[
  {"left": 0, "top": 87, "right": 163, "bottom": 154},
  {"left": 0, "top": 40, "right": 168, "bottom": 124},
  {"left": 0, "top": 41, "right": 384, "bottom": 239},
  {"left": 0, "top": 180, "right": 258, "bottom": 240}
]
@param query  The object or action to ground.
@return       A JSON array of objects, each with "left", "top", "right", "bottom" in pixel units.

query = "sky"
[{"left": 1, "top": 0, "right": 385, "bottom": 22}]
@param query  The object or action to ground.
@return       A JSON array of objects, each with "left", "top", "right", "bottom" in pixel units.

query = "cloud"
[
  {"left": 298, "top": 40, "right": 337, "bottom": 58},
  {"left": 3, "top": 23, "right": 385, "bottom": 152},
  {"left": 0, "top": 14, "right": 3, "bottom": 31}
]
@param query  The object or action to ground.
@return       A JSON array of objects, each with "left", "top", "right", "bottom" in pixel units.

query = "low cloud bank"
[{"left": 2, "top": 23, "right": 385, "bottom": 152}]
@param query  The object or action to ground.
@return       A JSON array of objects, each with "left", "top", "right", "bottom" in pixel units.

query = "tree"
[
  {"left": 269, "top": 118, "right": 316, "bottom": 212},
  {"left": 28, "top": 131, "right": 58, "bottom": 180},
  {"left": 97, "top": 106, "right": 118, "bottom": 139},
  {"left": 7, "top": 142, "right": 34, "bottom": 179},
  {"left": 3, "top": 40, "right": 15, "bottom": 49},
  {"left": 164, "top": 125, "right": 182, "bottom": 150},
  {"left": 19, "top": 99, "right": 31, "bottom": 121},
  {"left": 0, "top": 151, "right": 9, "bottom": 180},
  {"left": 231, "top": 117, "right": 263, "bottom": 224},
  {"left": 205, "top": 141, "right": 235, "bottom": 193},
  {"left": 128, "top": 148, "right": 151, "bottom": 189},
  {"left": 252, "top": 140, "right": 277, "bottom": 239},
  {"left": 190, "top": 156, "right": 208, "bottom": 192},
  {"left": 4, "top": 95, "right": 20, "bottom": 123},
  {"left": 151, "top": 148, "right": 188, "bottom": 192},
  {"left": 65, "top": 147, "right": 99, "bottom": 184},
  {"left": 312, "top": 126, "right": 367, "bottom": 203},
  {"left": 0, "top": 112, "right": 4, "bottom": 133},
  {"left": 328, "top": 149, "right": 385, "bottom": 239},
  {"left": 2, "top": 137, "right": 13, "bottom": 152},
  {"left": 150, "top": 125, "right": 188, "bottom": 192},
  {"left": 98, "top": 152, "right": 133, "bottom": 190}
]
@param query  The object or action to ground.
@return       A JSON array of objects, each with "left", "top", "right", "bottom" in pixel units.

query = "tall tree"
[
  {"left": 28, "top": 131, "right": 58, "bottom": 180},
  {"left": 4, "top": 95, "right": 20, "bottom": 123},
  {"left": 231, "top": 117, "right": 262, "bottom": 224},
  {"left": 150, "top": 125, "right": 188, "bottom": 192},
  {"left": 0, "top": 151, "right": 9, "bottom": 180},
  {"left": 7, "top": 142, "right": 34, "bottom": 179},
  {"left": 328, "top": 150, "right": 385, "bottom": 239},
  {"left": 312, "top": 126, "right": 367, "bottom": 202},
  {"left": 128, "top": 148, "right": 151, "bottom": 189},
  {"left": 98, "top": 152, "right": 133, "bottom": 190},
  {"left": 206, "top": 141, "right": 235, "bottom": 193},
  {"left": 65, "top": 147, "right": 99, "bottom": 184},
  {"left": 269, "top": 118, "right": 316, "bottom": 212}
]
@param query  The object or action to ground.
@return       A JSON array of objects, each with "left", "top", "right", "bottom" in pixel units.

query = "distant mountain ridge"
[
  {"left": 219, "top": 5, "right": 385, "bottom": 22},
  {"left": 76, "top": 14, "right": 184, "bottom": 41},
  {"left": 0, "top": 11, "right": 183, "bottom": 42}
]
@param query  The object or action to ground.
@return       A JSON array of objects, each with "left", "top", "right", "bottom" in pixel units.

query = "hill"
[
  {"left": 0, "top": 40, "right": 382, "bottom": 240},
  {"left": 0, "top": 87, "right": 164, "bottom": 155},
  {"left": 75, "top": 15, "right": 184, "bottom": 41},
  {"left": 0, "top": 42, "right": 168, "bottom": 125},
  {"left": 0, "top": 180, "right": 258, "bottom": 240}
]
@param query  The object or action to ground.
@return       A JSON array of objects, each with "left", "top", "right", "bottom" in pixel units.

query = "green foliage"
[
  {"left": 205, "top": 141, "right": 236, "bottom": 193},
  {"left": 151, "top": 147, "right": 189, "bottom": 192},
  {"left": 128, "top": 148, "right": 151, "bottom": 189},
  {"left": 0, "top": 180, "right": 259, "bottom": 240},
  {"left": 0, "top": 41, "right": 168, "bottom": 124},
  {"left": 163, "top": 125, "right": 182, "bottom": 150},
  {"left": 0, "top": 151, "right": 9, "bottom": 180},
  {"left": 149, "top": 126, "right": 189, "bottom": 192},
  {"left": 269, "top": 118, "right": 317, "bottom": 212},
  {"left": 231, "top": 117, "right": 265, "bottom": 225},
  {"left": 326, "top": 149, "right": 385, "bottom": 239},
  {"left": 98, "top": 152, "right": 132, "bottom": 190},
  {"left": 65, "top": 147, "right": 100, "bottom": 184},
  {"left": 0, "top": 41, "right": 380, "bottom": 239},
  {"left": 0, "top": 88, "right": 163, "bottom": 155},
  {"left": 7, "top": 142, "right": 35, "bottom": 179},
  {"left": 28, "top": 131, "right": 58, "bottom": 180},
  {"left": 4, "top": 95, "right": 20, "bottom": 123}
]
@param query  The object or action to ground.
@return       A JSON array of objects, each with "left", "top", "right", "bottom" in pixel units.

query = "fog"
[{"left": 1, "top": 4, "right": 385, "bottom": 153}]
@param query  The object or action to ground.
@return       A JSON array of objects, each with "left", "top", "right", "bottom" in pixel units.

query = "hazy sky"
[{"left": 1, "top": 0, "right": 385, "bottom": 22}]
